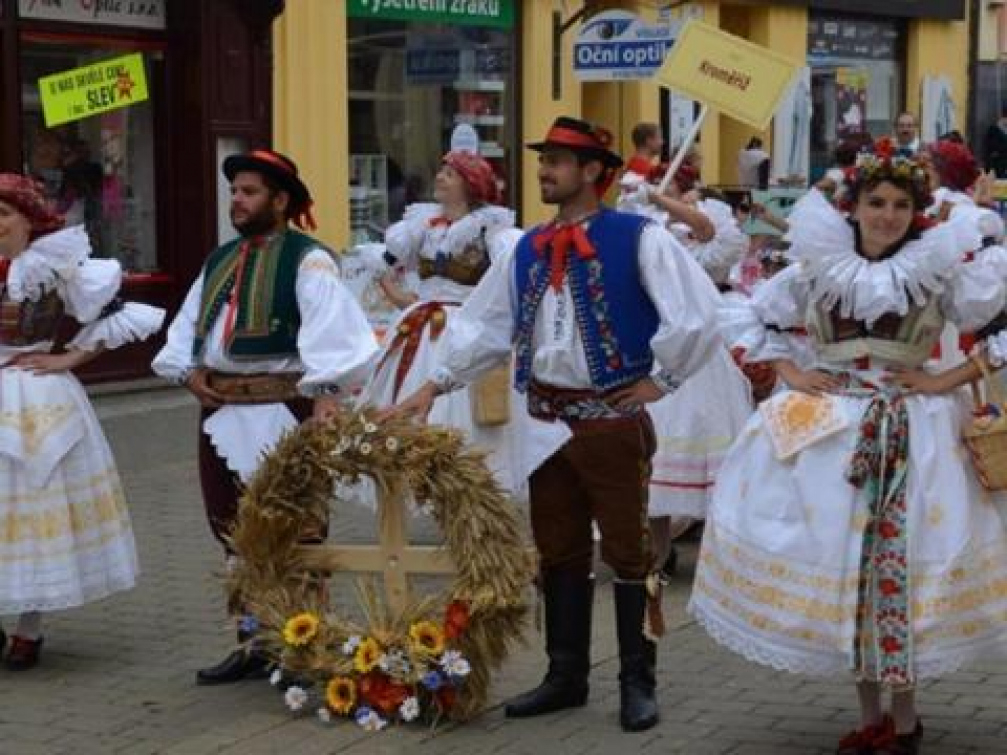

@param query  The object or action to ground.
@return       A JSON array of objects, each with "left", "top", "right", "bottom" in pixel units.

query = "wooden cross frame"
[{"left": 293, "top": 483, "right": 453, "bottom": 613}]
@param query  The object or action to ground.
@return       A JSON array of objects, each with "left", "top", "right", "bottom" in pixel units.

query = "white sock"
[
  {"left": 891, "top": 688, "right": 918, "bottom": 735},
  {"left": 856, "top": 681, "right": 884, "bottom": 727},
  {"left": 15, "top": 611, "right": 42, "bottom": 641}
]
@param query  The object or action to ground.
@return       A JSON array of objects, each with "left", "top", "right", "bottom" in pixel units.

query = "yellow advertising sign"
[
  {"left": 656, "top": 20, "right": 799, "bottom": 129},
  {"left": 39, "top": 53, "right": 149, "bottom": 128}
]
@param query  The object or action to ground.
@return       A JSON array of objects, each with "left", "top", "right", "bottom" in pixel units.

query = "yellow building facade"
[{"left": 273, "top": 1, "right": 970, "bottom": 251}]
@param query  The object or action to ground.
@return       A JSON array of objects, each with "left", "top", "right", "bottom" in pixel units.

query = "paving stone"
[{"left": 2, "top": 389, "right": 1002, "bottom": 754}]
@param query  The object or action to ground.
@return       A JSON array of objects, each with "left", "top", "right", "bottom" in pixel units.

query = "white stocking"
[{"left": 856, "top": 680, "right": 883, "bottom": 727}]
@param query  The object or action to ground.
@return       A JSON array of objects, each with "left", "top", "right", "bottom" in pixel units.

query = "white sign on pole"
[{"left": 574, "top": 10, "right": 676, "bottom": 82}]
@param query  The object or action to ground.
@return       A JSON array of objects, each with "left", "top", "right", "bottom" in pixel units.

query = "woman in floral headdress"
[
  {"left": 360, "top": 152, "right": 522, "bottom": 492},
  {"left": 688, "top": 147, "right": 1007, "bottom": 754},
  {"left": 0, "top": 173, "right": 164, "bottom": 669}
]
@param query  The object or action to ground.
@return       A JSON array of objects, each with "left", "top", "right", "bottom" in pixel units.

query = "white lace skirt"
[
  {"left": 689, "top": 386, "right": 1007, "bottom": 680},
  {"left": 647, "top": 346, "right": 752, "bottom": 519},
  {"left": 0, "top": 367, "right": 138, "bottom": 613}
]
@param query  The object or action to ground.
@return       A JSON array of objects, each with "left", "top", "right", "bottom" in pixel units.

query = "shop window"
[
  {"left": 347, "top": 18, "right": 517, "bottom": 239},
  {"left": 807, "top": 14, "right": 905, "bottom": 182},
  {"left": 19, "top": 40, "right": 160, "bottom": 272}
]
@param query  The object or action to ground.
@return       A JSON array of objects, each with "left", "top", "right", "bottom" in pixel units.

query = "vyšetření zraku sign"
[
  {"left": 39, "top": 53, "right": 148, "bottom": 128},
  {"left": 656, "top": 20, "right": 798, "bottom": 129},
  {"left": 347, "top": 0, "right": 514, "bottom": 29}
]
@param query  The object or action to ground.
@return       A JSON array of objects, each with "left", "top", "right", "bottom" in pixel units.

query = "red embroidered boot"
[
  {"left": 6, "top": 635, "right": 43, "bottom": 671},
  {"left": 837, "top": 715, "right": 895, "bottom": 755}
]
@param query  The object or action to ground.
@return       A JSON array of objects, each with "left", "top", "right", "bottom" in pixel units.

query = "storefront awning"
[{"left": 774, "top": 0, "right": 965, "bottom": 20}]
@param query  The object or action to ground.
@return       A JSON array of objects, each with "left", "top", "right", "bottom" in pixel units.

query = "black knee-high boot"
[
  {"left": 613, "top": 580, "right": 659, "bottom": 732},
  {"left": 505, "top": 571, "right": 593, "bottom": 718}
]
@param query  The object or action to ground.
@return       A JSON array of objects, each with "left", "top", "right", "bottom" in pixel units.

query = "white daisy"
[
  {"left": 284, "top": 685, "right": 309, "bottom": 712},
  {"left": 440, "top": 650, "right": 471, "bottom": 678},
  {"left": 399, "top": 696, "right": 420, "bottom": 722},
  {"left": 342, "top": 635, "right": 362, "bottom": 656}
]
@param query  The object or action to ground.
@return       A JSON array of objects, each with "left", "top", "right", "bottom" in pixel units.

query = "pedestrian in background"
[{"left": 737, "top": 136, "right": 770, "bottom": 189}]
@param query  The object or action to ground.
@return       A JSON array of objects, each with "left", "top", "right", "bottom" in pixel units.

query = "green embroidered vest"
[{"left": 192, "top": 230, "right": 320, "bottom": 360}]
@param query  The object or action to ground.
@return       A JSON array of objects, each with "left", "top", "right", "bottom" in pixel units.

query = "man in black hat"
[
  {"left": 391, "top": 116, "right": 722, "bottom": 731},
  {"left": 153, "top": 149, "right": 378, "bottom": 685}
]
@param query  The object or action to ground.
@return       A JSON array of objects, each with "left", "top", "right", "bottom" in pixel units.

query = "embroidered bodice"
[
  {"left": 385, "top": 203, "right": 516, "bottom": 302},
  {"left": 0, "top": 288, "right": 64, "bottom": 347},
  {"left": 808, "top": 297, "right": 943, "bottom": 368}
]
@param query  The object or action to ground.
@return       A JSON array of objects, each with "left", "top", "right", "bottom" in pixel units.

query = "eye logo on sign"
[
  {"left": 574, "top": 10, "right": 676, "bottom": 82},
  {"left": 581, "top": 17, "right": 633, "bottom": 41}
]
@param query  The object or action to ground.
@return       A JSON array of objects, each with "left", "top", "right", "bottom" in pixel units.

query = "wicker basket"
[
  {"left": 963, "top": 355, "right": 1007, "bottom": 491},
  {"left": 469, "top": 361, "right": 511, "bottom": 427}
]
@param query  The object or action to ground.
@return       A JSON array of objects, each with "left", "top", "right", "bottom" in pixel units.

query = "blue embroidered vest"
[{"left": 513, "top": 208, "right": 658, "bottom": 392}]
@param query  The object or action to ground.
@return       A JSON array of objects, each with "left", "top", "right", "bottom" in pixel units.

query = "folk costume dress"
[
  {"left": 152, "top": 231, "right": 378, "bottom": 487},
  {"left": 689, "top": 189, "right": 1007, "bottom": 685},
  {"left": 926, "top": 186, "right": 1006, "bottom": 372},
  {"left": 620, "top": 189, "right": 753, "bottom": 520},
  {"left": 359, "top": 203, "right": 524, "bottom": 491},
  {"left": 0, "top": 226, "right": 164, "bottom": 612}
]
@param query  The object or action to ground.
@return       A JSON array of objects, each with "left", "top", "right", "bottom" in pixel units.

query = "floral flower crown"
[{"left": 841, "top": 137, "right": 933, "bottom": 210}]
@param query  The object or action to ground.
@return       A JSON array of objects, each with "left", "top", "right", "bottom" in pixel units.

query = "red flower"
[
  {"left": 358, "top": 672, "right": 410, "bottom": 717},
  {"left": 435, "top": 685, "right": 457, "bottom": 712},
  {"left": 879, "top": 578, "right": 901, "bottom": 597},
  {"left": 878, "top": 521, "right": 900, "bottom": 539},
  {"left": 444, "top": 600, "right": 470, "bottom": 640},
  {"left": 873, "top": 137, "right": 896, "bottom": 160},
  {"left": 880, "top": 636, "right": 903, "bottom": 654}
]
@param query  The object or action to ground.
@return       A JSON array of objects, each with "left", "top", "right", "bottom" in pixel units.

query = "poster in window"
[{"left": 836, "top": 68, "right": 869, "bottom": 139}]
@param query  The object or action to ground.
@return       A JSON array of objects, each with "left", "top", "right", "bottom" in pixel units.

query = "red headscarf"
[
  {"left": 441, "top": 151, "right": 502, "bottom": 206},
  {"left": 927, "top": 140, "right": 980, "bottom": 192},
  {"left": 646, "top": 160, "right": 700, "bottom": 193},
  {"left": 0, "top": 173, "right": 64, "bottom": 239}
]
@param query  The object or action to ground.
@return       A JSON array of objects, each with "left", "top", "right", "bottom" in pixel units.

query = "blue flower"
[
  {"left": 421, "top": 670, "right": 444, "bottom": 690},
  {"left": 238, "top": 615, "right": 259, "bottom": 634}
]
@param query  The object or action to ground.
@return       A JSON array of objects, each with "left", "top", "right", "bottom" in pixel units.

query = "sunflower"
[
  {"left": 326, "top": 676, "right": 357, "bottom": 715},
  {"left": 282, "top": 612, "right": 320, "bottom": 647},
  {"left": 353, "top": 637, "right": 382, "bottom": 673},
  {"left": 408, "top": 620, "right": 446, "bottom": 657}
]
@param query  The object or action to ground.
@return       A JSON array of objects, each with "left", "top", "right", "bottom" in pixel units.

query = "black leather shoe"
[
  {"left": 504, "top": 571, "right": 594, "bottom": 719},
  {"left": 195, "top": 647, "right": 269, "bottom": 686},
  {"left": 613, "top": 581, "right": 659, "bottom": 732}
]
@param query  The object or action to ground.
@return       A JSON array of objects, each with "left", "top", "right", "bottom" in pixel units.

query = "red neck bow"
[
  {"left": 533, "top": 220, "right": 597, "bottom": 292},
  {"left": 428, "top": 215, "right": 453, "bottom": 228}
]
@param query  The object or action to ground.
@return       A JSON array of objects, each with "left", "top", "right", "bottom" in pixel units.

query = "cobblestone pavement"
[{"left": 0, "top": 388, "right": 1004, "bottom": 754}]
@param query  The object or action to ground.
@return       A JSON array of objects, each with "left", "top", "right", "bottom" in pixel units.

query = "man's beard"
[
  {"left": 540, "top": 181, "right": 578, "bottom": 205},
  {"left": 233, "top": 206, "right": 280, "bottom": 237}
]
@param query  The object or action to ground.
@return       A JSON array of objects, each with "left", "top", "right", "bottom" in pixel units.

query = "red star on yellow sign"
[{"left": 116, "top": 71, "right": 136, "bottom": 100}]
